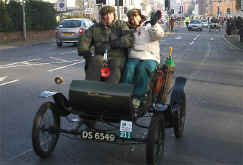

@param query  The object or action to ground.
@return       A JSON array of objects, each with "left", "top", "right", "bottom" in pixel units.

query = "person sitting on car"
[
  {"left": 78, "top": 6, "right": 134, "bottom": 83},
  {"left": 122, "top": 9, "right": 165, "bottom": 108}
]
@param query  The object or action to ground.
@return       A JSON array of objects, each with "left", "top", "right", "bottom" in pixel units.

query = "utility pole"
[
  {"left": 22, "top": 0, "right": 27, "bottom": 40},
  {"left": 117, "top": 6, "right": 120, "bottom": 20}
]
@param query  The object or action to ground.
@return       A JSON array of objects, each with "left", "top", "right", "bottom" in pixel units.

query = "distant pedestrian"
[
  {"left": 226, "top": 19, "right": 232, "bottom": 36},
  {"left": 238, "top": 24, "right": 243, "bottom": 42},
  {"left": 170, "top": 17, "right": 175, "bottom": 32}
]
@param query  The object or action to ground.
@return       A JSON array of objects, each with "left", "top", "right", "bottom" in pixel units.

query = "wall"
[{"left": 0, "top": 30, "right": 56, "bottom": 42}]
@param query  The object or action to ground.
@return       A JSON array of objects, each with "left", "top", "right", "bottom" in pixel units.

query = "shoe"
[{"left": 132, "top": 98, "right": 141, "bottom": 109}]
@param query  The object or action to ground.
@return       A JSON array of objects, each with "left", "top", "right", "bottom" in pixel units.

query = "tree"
[{"left": 236, "top": 0, "right": 241, "bottom": 9}]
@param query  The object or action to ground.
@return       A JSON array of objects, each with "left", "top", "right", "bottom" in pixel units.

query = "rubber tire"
[
  {"left": 56, "top": 42, "right": 63, "bottom": 47},
  {"left": 32, "top": 102, "right": 60, "bottom": 158},
  {"left": 171, "top": 91, "right": 186, "bottom": 138},
  {"left": 146, "top": 112, "right": 165, "bottom": 165}
]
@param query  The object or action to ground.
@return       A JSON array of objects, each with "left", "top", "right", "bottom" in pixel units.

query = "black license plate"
[{"left": 80, "top": 131, "right": 116, "bottom": 142}]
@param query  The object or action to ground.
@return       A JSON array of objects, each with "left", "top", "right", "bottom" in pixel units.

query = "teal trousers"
[{"left": 122, "top": 59, "right": 158, "bottom": 100}]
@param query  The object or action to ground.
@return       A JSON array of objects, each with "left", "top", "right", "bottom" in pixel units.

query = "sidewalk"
[
  {"left": 0, "top": 38, "right": 55, "bottom": 50},
  {"left": 224, "top": 34, "right": 243, "bottom": 50}
]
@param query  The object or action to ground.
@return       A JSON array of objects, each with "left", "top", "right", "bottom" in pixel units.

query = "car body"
[
  {"left": 56, "top": 18, "right": 94, "bottom": 47},
  {"left": 201, "top": 19, "right": 208, "bottom": 28},
  {"left": 188, "top": 20, "right": 203, "bottom": 31}
]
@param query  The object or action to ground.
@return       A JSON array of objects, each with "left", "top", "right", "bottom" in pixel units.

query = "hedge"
[{"left": 0, "top": 0, "right": 57, "bottom": 32}]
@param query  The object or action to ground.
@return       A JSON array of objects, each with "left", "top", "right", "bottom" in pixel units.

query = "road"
[{"left": 0, "top": 26, "right": 242, "bottom": 165}]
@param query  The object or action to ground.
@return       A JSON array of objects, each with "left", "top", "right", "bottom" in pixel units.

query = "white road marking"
[
  {"left": 223, "top": 37, "right": 240, "bottom": 50},
  {"left": 9, "top": 148, "right": 33, "bottom": 161},
  {"left": 48, "top": 60, "right": 84, "bottom": 72},
  {"left": 210, "top": 37, "right": 214, "bottom": 41},
  {"left": 0, "top": 76, "right": 7, "bottom": 82},
  {"left": 0, "top": 79, "right": 19, "bottom": 86},
  {"left": 4, "top": 58, "right": 41, "bottom": 66},
  {"left": 188, "top": 42, "right": 212, "bottom": 81},
  {"left": 189, "top": 41, "right": 194, "bottom": 45},
  {"left": 0, "top": 57, "right": 81, "bottom": 69},
  {"left": 49, "top": 56, "right": 70, "bottom": 62},
  {"left": 175, "top": 36, "right": 182, "bottom": 40},
  {"left": 193, "top": 34, "right": 200, "bottom": 41},
  {"left": 0, "top": 62, "right": 50, "bottom": 69}
]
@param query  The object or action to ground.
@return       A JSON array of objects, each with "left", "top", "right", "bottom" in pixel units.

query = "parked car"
[
  {"left": 188, "top": 20, "right": 203, "bottom": 31},
  {"left": 56, "top": 18, "right": 94, "bottom": 47},
  {"left": 201, "top": 19, "right": 208, "bottom": 28}
]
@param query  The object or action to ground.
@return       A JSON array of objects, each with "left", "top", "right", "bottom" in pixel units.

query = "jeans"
[{"left": 122, "top": 59, "right": 158, "bottom": 101}]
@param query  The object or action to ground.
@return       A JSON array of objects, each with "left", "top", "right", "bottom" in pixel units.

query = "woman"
[{"left": 122, "top": 9, "right": 165, "bottom": 108}]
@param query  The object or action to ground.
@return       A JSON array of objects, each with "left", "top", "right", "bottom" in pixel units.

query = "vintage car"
[{"left": 32, "top": 48, "right": 187, "bottom": 165}]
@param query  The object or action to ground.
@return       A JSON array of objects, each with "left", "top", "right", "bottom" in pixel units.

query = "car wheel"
[{"left": 56, "top": 42, "right": 63, "bottom": 48}]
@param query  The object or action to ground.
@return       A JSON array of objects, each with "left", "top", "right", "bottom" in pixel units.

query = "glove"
[
  {"left": 150, "top": 10, "right": 162, "bottom": 26},
  {"left": 95, "top": 43, "right": 111, "bottom": 55},
  {"left": 77, "top": 50, "right": 91, "bottom": 57},
  {"left": 110, "top": 39, "right": 121, "bottom": 49}
]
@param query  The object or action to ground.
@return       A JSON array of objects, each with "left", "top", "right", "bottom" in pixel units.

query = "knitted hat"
[
  {"left": 99, "top": 6, "right": 116, "bottom": 17},
  {"left": 127, "top": 8, "right": 142, "bottom": 17}
]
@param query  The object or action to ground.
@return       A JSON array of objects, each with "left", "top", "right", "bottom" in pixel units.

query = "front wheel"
[
  {"left": 171, "top": 91, "right": 186, "bottom": 138},
  {"left": 146, "top": 112, "right": 165, "bottom": 165},
  {"left": 56, "top": 42, "right": 63, "bottom": 47},
  {"left": 32, "top": 102, "right": 60, "bottom": 158}
]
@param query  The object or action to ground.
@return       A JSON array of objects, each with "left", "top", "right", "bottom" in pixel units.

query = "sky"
[{"left": 67, "top": 0, "right": 75, "bottom": 7}]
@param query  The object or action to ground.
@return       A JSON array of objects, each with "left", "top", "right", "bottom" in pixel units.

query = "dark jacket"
[{"left": 78, "top": 20, "right": 133, "bottom": 58}]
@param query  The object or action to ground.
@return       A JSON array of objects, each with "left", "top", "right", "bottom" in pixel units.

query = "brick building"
[
  {"left": 207, "top": 0, "right": 241, "bottom": 17},
  {"left": 197, "top": 0, "right": 207, "bottom": 15}
]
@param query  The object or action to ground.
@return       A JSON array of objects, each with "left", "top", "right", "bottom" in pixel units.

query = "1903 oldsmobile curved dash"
[{"left": 32, "top": 47, "right": 187, "bottom": 165}]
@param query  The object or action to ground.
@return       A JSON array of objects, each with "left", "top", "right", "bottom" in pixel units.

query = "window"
[{"left": 60, "top": 20, "right": 81, "bottom": 28}]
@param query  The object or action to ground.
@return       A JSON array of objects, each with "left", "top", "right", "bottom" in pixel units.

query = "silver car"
[
  {"left": 201, "top": 19, "right": 209, "bottom": 28},
  {"left": 56, "top": 18, "right": 94, "bottom": 47},
  {"left": 188, "top": 20, "right": 203, "bottom": 31}
]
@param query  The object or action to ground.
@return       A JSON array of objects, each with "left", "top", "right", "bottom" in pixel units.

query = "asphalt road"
[{"left": 0, "top": 26, "right": 242, "bottom": 165}]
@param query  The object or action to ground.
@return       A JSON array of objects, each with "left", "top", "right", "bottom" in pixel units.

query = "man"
[
  {"left": 122, "top": 9, "right": 164, "bottom": 108},
  {"left": 78, "top": 6, "right": 133, "bottom": 83},
  {"left": 184, "top": 16, "right": 190, "bottom": 29},
  {"left": 170, "top": 17, "right": 176, "bottom": 32}
]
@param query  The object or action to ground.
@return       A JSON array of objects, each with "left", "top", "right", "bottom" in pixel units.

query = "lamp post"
[
  {"left": 21, "top": 0, "right": 27, "bottom": 40},
  {"left": 216, "top": 0, "right": 223, "bottom": 17}
]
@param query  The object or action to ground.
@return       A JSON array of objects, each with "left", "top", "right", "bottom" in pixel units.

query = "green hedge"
[{"left": 0, "top": 0, "right": 57, "bottom": 32}]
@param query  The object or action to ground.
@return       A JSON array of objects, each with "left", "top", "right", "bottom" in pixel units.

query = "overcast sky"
[{"left": 67, "top": 0, "right": 75, "bottom": 7}]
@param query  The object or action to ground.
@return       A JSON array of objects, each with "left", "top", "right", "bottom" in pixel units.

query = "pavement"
[
  {"left": 224, "top": 34, "right": 243, "bottom": 50},
  {"left": 0, "top": 38, "right": 56, "bottom": 50}
]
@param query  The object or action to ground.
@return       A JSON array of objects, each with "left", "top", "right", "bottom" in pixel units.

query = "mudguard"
[
  {"left": 170, "top": 76, "right": 187, "bottom": 105},
  {"left": 52, "top": 93, "right": 71, "bottom": 116},
  {"left": 167, "top": 77, "right": 187, "bottom": 103}
]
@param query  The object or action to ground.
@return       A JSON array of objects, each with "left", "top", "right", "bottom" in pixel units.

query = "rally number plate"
[{"left": 80, "top": 131, "right": 116, "bottom": 142}]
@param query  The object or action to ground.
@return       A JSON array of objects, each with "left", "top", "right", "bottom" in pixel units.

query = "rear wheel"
[
  {"left": 146, "top": 112, "right": 165, "bottom": 165},
  {"left": 171, "top": 91, "right": 186, "bottom": 138},
  {"left": 56, "top": 42, "right": 63, "bottom": 47},
  {"left": 32, "top": 102, "right": 60, "bottom": 158}
]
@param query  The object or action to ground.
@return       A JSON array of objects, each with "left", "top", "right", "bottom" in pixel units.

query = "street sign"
[
  {"left": 85, "top": 8, "right": 93, "bottom": 15},
  {"left": 56, "top": 0, "right": 66, "bottom": 12}
]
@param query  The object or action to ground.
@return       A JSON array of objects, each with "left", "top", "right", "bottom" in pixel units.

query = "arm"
[
  {"left": 149, "top": 23, "right": 165, "bottom": 41},
  {"left": 77, "top": 26, "right": 94, "bottom": 57},
  {"left": 111, "top": 21, "right": 134, "bottom": 49}
]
